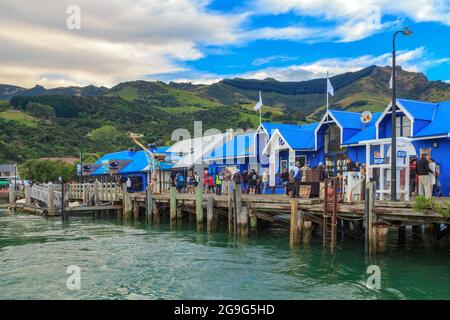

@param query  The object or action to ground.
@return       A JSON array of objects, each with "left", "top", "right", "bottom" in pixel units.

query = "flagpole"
[
  {"left": 259, "top": 90, "right": 262, "bottom": 125},
  {"left": 326, "top": 71, "right": 329, "bottom": 113}
]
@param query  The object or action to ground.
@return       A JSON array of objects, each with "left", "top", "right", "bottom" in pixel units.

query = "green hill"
[{"left": 0, "top": 65, "right": 449, "bottom": 163}]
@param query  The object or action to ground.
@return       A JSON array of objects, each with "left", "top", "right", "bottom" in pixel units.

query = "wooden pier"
[{"left": 6, "top": 181, "right": 450, "bottom": 255}]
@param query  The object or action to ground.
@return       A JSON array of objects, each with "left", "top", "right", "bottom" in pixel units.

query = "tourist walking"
[
  {"left": 262, "top": 169, "right": 269, "bottom": 194},
  {"left": 222, "top": 168, "right": 232, "bottom": 195},
  {"left": 427, "top": 155, "right": 436, "bottom": 197},
  {"left": 175, "top": 173, "right": 184, "bottom": 193},
  {"left": 186, "top": 171, "right": 195, "bottom": 194},
  {"left": 293, "top": 161, "right": 302, "bottom": 197},
  {"left": 416, "top": 153, "right": 433, "bottom": 199},
  {"left": 126, "top": 177, "right": 132, "bottom": 193},
  {"left": 248, "top": 169, "right": 258, "bottom": 195},
  {"left": 241, "top": 170, "right": 249, "bottom": 194},
  {"left": 317, "top": 162, "right": 325, "bottom": 182},
  {"left": 208, "top": 174, "right": 215, "bottom": 194},
  {"left": 215, "top": 172, "right": 223, "bottom": 195}
]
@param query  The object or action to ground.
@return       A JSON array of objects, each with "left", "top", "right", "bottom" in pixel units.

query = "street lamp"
[{"left": 391, "top": 27, "right": 412, "bottom": 201}]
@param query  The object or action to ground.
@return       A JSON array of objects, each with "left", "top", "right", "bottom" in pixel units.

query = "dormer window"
[{"left": 395, "top": 115, "right": 411, "bottom": 137}]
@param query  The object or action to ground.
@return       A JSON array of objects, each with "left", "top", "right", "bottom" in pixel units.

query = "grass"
[
  {"left": 240, "top": 103, "right": 284, "bottom": 116},
  {"left": 0, "top": 110, "right": 39, "bottom": 127}
]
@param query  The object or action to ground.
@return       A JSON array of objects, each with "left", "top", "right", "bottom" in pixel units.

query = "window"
[
  {"left": 395, "top": 115, "right": 411, "bottom": 137},
  {"left": 280, "top": 160, "right": 288, "bottom": 173},
  {"left": 324, "top": 124, "right": 341, "bottom": 153}
]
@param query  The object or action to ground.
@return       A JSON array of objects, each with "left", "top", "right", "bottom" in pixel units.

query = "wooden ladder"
[{"left": 323, "top": 178, "right": 338, "bottom": 252}]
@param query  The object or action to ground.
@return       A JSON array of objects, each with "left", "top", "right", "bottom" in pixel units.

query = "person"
[
  {"left": 222, "top": 168, "right": 231, "bottom": 195},
  {"left": 355, "top": 162, "right": 361, "bottom": 172},
  {"left": 434, "top": 162, "right": 442, "bottom": 197},
  {"left": 317, "top": 162, "right": 325, "bottom": 182},
  {"left": 300, "top": 162, "right": 309, "bottom": 182},
  {"left": 427, "top": 155, "right": 436, "bottom": 197},
  {"left": 186, "top": 171, "right": 195, "bottom": 194},
  {"left": 126, "top": 177, "right": 132, "bottom": 192},
  {"left": 204, "top": 173, "right": 210, "bottom": 193},
  {"left": 241, "top": 170, "right": 250, "bottom": 194},
  {"left": 262, "top": 169, "right": 269, "bottom": 194},
  {"left": 248, "top": 169, "right": 257, "bottom": 195},
  {"left": 286, "top": 172, "right": 296, "bottom": 198},
  {"left": 215, "top": 172, "right": 223, "bottom": 195},
  {"left": 176, "top": 173, "right": 184, "bottom": 193},
  {"left": 281, "top": 168, "right": 289, "bottom": 195},
  {"left": 194, "top": 171, "right": 199, "bottom": 188},
  {"left": 208, "top": 174, "right": 215, "bottom": 194},
  {"left": 346, "top": 158, "right": 357, "bottom": 172},
  {"left": 293, "top": 161, "right": 302, "bottom": 197},
  {"left": 409, "top": 158, "right": 417, "bottom": 197},
  {"left": 416, "top": 153, "right": 433, "bottom": 199}
]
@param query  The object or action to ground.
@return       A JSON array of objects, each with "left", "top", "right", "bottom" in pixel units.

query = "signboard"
[
  {"left": 397, "top": 150, "right": 407, "bottom": 158},
  {"left": 374, "top": 157, "right": 384, "bottom": 164},
  {"left": 81, "top": 163, "right": 100, "bottom": 176},
  {"left": 299, "top": 185, "right": 311, "bottom": 199},
  {"left": 108, "top": 160, "right": 131, "bottom": 175}
]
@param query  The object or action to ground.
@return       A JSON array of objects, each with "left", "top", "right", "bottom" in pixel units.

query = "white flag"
[
  {"left": 327, "top": 78, "right": 334, "bottom": 96},
  {"left": 254, "top": 90, "right": 263, "bottom": 111},
  {"left": 389, "top": 72, "right": 393, "bottom": 89}
]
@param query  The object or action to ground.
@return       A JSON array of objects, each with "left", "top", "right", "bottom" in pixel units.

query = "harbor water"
[{"left": 0, "top": 202, "right": 449, "bottom": 300}]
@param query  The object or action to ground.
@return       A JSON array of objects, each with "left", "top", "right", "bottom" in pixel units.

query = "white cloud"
[
  {"left": 252, "top": 0, "right": 450, "bottom": 42},
  {"left": 0, "top": 0, "right": 245, "bottom": 87},
  {"left": 251, "top": 55, "right": 297, "bottom": 66},
  {"left": 231, "top": 47, "right": 448, "bottom": 81}
]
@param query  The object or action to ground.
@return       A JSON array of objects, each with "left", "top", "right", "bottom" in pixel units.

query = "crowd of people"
[{"left": 409, "top": 153, "right": 441, "bottom": 199}]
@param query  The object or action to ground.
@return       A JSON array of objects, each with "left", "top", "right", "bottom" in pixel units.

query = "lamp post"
[{"left": 391, "top": 27, "right": 412, "bottom": 201}]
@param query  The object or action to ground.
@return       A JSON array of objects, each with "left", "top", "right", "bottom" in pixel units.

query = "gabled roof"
[
  {"left": 414, "top": 101, "right": 450, "bottom": 137},
  {"left": 329, "top": 110, "right": 365, "bottom": 130},
  {"left": 204, "top": 133, "right": 255, "bottom": 160},
  {"left": 343, "top": 112, "right": 382, "bottom": 145},
  {"left": 397, "top": 99, "right": 437, "bottom": 122},
  {"left": 264, "top": 123, "right": 319, "bottom": 153}
]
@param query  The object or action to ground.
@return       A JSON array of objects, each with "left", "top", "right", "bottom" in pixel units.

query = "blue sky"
[{"left": 0, "top": 0, "right": 449, "bottom": 87}]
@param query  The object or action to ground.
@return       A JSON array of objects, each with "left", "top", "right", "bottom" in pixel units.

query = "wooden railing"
[{"left": 67, "top": 182, "right": 122, "bottom": 202}]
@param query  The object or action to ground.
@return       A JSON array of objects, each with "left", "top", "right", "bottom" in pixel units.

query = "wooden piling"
[
  {"left": 24, "top": 184, "right": 31, "bottom": 207},
  {"left": 240, "top": 206, "right": 249, "bottom": 237},
  {"left": 397, "top": 226, "right": 406, "bottom": 247},
  {"left": 83, "top": 185, "right": 89, "bottom": 205},
  {"left": 145, "top": 186, "right": 153, "bottom": 224},
  {"left": 170, "top": 187, "right": 177, "bottom": 222},
  {"left": 365, "top": 181, "right": 376, "bottom": 255},
  {"left": 375, "top": 224, "right": 389, "bottom": 253},
  {"left": 133, "top": 200, "right": 140, "bottom": 220},
  {"left": 227, "top": 188, "right": 232, "bottom": 234},
  {"left": 207, "top": 196, "right": 215, "bottom": 232},
  {"left": 122, "top": 183, "right": 132, "bottom": 220},
  {"left": 47, "top": 183, "right": 56, "bottom": 216},
  {"left": 290, "top": 198, "right": 300, "bottom": 246},
  {"left": 8, "top": 183, "right": 15, "bottom": 206},
  {"left": 303, "top": 221, "right": 313, "bottom": 244},
  {"left": 195, "top": 187, "right": 203, "bottom": 231},
  {"left": 424, "top": 223, "right": 438, "bottom": 249}
]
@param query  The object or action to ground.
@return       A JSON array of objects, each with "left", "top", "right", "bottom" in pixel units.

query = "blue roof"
[
  {"left": 414, "top": 100, "right": 450, "bottom": 137},
  {"left": 397, "top": 99, "right": 437, "bottom": 121},
  {"left": 261, "top": 122, "right": 303, "bottom": 137},
  {"left": 92, "top": 150, "right": 149, "bottom": 175},
  {"left": 329, "top": 110, "right": 364, "bottom": 130},
  {"left": 343, "top": 112, "right": 382, "bottom": 144},
  {"left": 205, "top": 133, "right": 255, "bottom": 160},
  {"left": 277, "top": 123, "right": 319, "bottom": 150}
]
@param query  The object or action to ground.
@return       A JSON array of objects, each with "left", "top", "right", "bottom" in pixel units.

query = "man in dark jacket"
[{"left": 416, "top": 153, "right": 433, "bottom": 199}]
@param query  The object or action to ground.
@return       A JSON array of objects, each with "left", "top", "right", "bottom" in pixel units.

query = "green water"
[{"left": 0, "top": 203, "right": 449, "bottom": 300}]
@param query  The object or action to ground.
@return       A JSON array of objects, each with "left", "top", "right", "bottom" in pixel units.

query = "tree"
[
  {"left": 19, "top": 159, "right": 75, "bottom": 183},
  {"left": 90, "top": 125, "right": 120, "bottom": 152},
  {"left": 25, "top": 102, "right": 55, "bottom": 120}
]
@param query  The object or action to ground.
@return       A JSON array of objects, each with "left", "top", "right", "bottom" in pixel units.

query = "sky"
[{"left": 0, "top": 0, "right": 449, "bottom": 88}]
